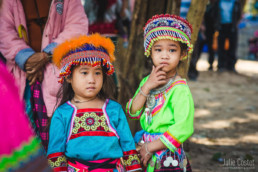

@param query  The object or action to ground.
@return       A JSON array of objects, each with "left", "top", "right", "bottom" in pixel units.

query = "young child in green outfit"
[{"left": 126, "top": 14, "right": 195, "bottom": 172}]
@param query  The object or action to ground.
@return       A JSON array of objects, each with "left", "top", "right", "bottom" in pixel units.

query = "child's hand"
[
  {"left": 136, "top": 142, "right": 143, "bottom": 152},
  {"left": 140, "top": 143, "right": 153, "bottom": 167},
  {"left": 144, "top": 65, "right": 167, "bottom": 91}
]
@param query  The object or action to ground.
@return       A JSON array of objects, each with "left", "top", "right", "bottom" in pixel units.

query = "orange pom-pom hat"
[{"left": 52, "top": 33, "right": 115, "bottom": 83}]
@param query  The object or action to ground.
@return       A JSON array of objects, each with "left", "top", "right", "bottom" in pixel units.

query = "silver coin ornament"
[
  {"left": 146, "top": 95, "right": 156, "bottom": 108},
  {"left": 166, "top": 157, "right": 173, "bottom": 161},
  {"left": 149, "top": 159, "right": 155, "bottom": 167},
  {"left": 145, "top": 107, "right": 150, "bottom": 115},
  {"left": 183, "top": 158, "right": 187, "bottom": 166},
  {"left": 172, "top": 159, "right": 178, "bottom": 167},
  {"left": 156, "top": 160, "right": 161, "bottom": 169},
  {"left": 179, "top": 161, "right": 184, "bottom": 168},
  {"left": 148, "top": 115, "right": 152, "bottom": 124},
  {"left": 163, "top": 159, "right": 170, "bottom": 167},
  {"left": 163, "top": 156, "right": 173, "bottom": 167}
]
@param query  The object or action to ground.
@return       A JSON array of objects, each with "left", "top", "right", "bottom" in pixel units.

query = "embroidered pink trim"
[
  {"left": 164, "top": 131, "right": 181, "bottom": 148},
  {"left": 66, "top": 101, "right": 77, "bottom": 143}
]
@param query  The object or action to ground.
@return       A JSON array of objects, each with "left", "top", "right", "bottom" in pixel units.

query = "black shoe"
[
  {"left": 227, "top": 68, "right": 238, "bottom": 74},
  {"left": 188, "top": 73, "right": 198, "bottom": 81},
  {"left": 208, "top": 66, "right": 213, "bottom": 71},
  {"left": 217, "top": 68, "right": 225, "bottom": 73}
]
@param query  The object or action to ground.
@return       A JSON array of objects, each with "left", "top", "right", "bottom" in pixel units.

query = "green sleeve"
[
  {"left": 126, "top": 76, "right": 149, "bottom": 120},
  {"left": 160, "top": 85, "right": 194, "bottom": 152}
]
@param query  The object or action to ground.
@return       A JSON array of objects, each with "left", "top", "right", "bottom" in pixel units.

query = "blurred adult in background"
[
  {"left": 1, "top": 2, "right": 50, "bottom": 171},
  {"left": 0, "top": 0, "right": 88, "bottom": 151},
  {"left": 188, "top": 23, "right": 207, "bottom": 80},
  {"left": 215, "top": 0, "right": 242, "bottom": 72},
  {"left": 188, "top": 0, "right": 217, "bottom": 80},
  {"left": 205, "top": 0, "right": 217, "bottom": 70}
]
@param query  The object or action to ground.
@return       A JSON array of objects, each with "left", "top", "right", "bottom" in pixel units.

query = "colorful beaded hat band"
[
  {"left": 144, "top": 14, "right": 193, "bottom": 60},
  {"left": 53, "top": 33, "right": 115, "bottom": 83}
]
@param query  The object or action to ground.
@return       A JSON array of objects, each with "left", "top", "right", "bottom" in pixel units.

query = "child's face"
[
  {"left": 151, "top": 39, "right": 185, "bottom": 76},
  {"left": 67, "top": 65, "right": 103, "bottom": 100}
]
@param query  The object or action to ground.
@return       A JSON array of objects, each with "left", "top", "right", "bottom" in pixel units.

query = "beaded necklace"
[{"left": 145, "top": 73, "right": 177, "bottom": 124}]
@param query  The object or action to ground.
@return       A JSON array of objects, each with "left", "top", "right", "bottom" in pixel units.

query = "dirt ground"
[{"left": 187, "top": 54, "right": 258, "bottom": 172}]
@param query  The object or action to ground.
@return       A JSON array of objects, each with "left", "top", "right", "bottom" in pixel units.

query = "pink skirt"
[{"left": 67, "top": 158, "right": 125, "bottom": 172}]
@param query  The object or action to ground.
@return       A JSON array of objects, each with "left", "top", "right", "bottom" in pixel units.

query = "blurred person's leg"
[
  {"left": 218, "top": 24, "right": 227, "bottom": 71},
  {"left": 188, "top": 35, "right": 205, "bottom": 80},
  {"left": 206, "top": 28, "right": 215, "bottom": 70},
  {"left": 227, "top": 25, "right": 238, "bottom": 72}
]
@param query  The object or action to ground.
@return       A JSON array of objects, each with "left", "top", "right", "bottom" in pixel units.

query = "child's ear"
[
  {"left": 65, "top": 76, "right": 71, "bottom": 83},
  {"left": 180, "top": 51, "right": 187, "bottom": 60}
]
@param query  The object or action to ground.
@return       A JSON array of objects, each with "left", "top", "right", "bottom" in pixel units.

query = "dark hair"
[
  {"left": 179, "top": 42, "right": 188, "bottom": 55},
  {"left": 177, "top": 42, "right": 188, "bottom": 68},
  {"left": 53, "top": 65, "right": 116, "bottom": 114}
]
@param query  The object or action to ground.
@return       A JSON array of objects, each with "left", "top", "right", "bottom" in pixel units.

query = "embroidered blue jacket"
[{"left": 47, "top": 99, "right": 141, "bottom": 172}]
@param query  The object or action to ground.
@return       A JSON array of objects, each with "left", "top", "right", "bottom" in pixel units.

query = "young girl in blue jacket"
[{"left": 47, "top": 34, "right": 141, "bottom": 172}]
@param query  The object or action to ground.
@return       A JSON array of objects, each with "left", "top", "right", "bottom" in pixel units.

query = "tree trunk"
[
  {"left": 166, "top": 0, "right": 181, "bottom": 14},
  {"left": 118, "top": 0, "right": 146, "bottom": 105},
  {"left": 117, "top": 0, "right": 147, "bottom": 134},
  {"left": 177, "top": 0, "right": 209, "bottom": 78}
]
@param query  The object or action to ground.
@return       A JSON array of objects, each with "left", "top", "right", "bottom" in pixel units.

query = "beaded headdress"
[
  {"left": 53, "top": 33, "right": 115, "bottom": 83},
  {"left": 144, "top": 14, "right": 193, "bottom": 60}
]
